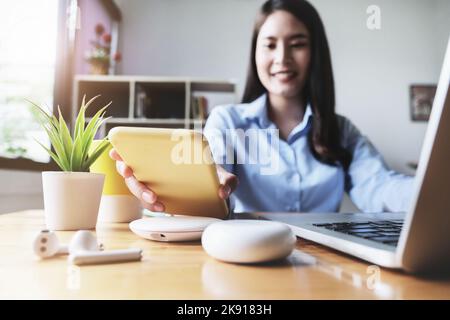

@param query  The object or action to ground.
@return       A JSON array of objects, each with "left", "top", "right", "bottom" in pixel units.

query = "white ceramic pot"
[
  {"left": 97, "top": 195, "right": 142, "bottom": 223},
  {"left": 42, "top": 171, "right": 105, "bottom": 231}
]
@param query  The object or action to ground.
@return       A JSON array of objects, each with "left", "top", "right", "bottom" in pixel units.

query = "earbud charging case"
[
  {"left": 129, "top": 215, "right": 221, "bottom": 242},
  {"left": 201, "top": 220, "right": 297, "bottom": 263}
]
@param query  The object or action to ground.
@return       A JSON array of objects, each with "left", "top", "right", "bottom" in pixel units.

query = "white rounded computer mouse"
[{"left": 201, "top": 220, "right": 297, "bottom": 263}]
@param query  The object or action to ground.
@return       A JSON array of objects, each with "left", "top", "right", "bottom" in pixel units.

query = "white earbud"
[
  {"left": 67, "top": 230, "right": 142, "bottom": 265},
  {"left": 33, "top": 230, "right": 142, "bottom": 265},
  {"left": 67, "top": 230, "right": 103, "bottom": 253},
  {"left": 33, "top": 230, "right": 69, "bottom": 258}
]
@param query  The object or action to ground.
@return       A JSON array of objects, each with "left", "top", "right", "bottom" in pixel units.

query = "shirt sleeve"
[
  {"left": 203, "top": 106, "right": 236, "bottom": 175},
  {"left": 340, "top": 116, "right": 415, "bottom": 212}
]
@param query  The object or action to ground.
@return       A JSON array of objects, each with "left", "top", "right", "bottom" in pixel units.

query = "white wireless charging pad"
[
  {"left": 201, "top": 220, "right": 297, "bottom": 264},
  {"left": 129, "top": 215, "right": 221, "bottom": 242}
]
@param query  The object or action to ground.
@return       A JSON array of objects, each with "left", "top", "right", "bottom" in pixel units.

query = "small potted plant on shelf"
[
  {"left": 85, "top": 23, "right": 122, "bottom": 75},
  {"left": 29, "top": 95, "right": 111, "bottom": 230}
]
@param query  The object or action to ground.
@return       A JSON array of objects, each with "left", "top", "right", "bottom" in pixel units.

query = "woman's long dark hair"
[{"left": 242, "top": 0, "right": 352, "bottom": 171}]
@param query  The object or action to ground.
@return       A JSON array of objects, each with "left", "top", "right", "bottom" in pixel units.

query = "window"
[{"left": 0, "top": 0, "right": 59, "bottom": 166}]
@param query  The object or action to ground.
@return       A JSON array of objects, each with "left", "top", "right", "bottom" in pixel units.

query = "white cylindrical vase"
[{"left": 42, "top": 171, "right": 105, "bottom": 231}]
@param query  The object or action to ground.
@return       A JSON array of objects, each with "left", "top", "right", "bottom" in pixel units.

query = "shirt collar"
[
  {"left": 243, "top": 94, "right": 314, "bottom": 130},
  {"left": 288, "top": 105, "right": 313, "bottom": 142},
  {"left": 295, "top": 102, "right": 313, "bottom": 133}
]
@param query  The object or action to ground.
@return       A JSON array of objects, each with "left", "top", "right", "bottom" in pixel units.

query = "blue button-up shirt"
[{"left": 204, "top": 94, "right": 414, "bottom": 213}]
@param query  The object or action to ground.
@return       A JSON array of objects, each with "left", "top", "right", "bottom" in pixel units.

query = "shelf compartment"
[
  {"left": 76, "top": 80, "right": 130, "bottom": 118},
  {"left": 134, "top": 82, "right": 186, "bottom": 119}
]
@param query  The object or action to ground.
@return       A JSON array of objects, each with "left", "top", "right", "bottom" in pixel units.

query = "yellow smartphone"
[{"left": 108, "top": 126, "right": 228, "bottom": 219}]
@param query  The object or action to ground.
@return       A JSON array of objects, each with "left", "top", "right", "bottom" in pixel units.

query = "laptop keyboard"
[{"left": 312, "top": 220, "right": 403, "bottom": 247}]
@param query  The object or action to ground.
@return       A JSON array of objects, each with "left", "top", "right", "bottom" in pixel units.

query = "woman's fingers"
[
  {"left": 110, "top": 148, "right": 134, "bottom": 178},
  {"left": 109, "top": 148, "right": 122, "bottom": 161},
  {"left": 216, "top": 166, "right": 239, "bottom": 200},
  {"left": 109, "top": 148, "right": 164, "bottom": 212},
  {"left": 218, "top": 185, "right": 231, "bottom": 200},
  {"left": 124, "top": 176, "right": 165, "bottom": 212},
  {"left": 139, "top": 199, "right": 166, "bottom": 213},
  {"left": 125, "top": 176, "right": 154, "bottom": 201},
  {"left": 115, "top": 160, "right": 133, "bottom": 178}
]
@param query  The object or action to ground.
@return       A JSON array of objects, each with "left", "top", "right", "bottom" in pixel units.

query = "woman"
[{"left": 111, "top": 0, "right": 413, "bottom": 214}]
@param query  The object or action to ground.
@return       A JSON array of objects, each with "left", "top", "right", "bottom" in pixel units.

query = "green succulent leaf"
[
  {"left": 74, "top": 94, "right": 101, "bottom": 140},
  {"left": 80, "top": 102, "right": 112, "bottom": 162},
  {"left": 34, "top": 139, "right": 68, "bottom": 171},
  {"left": 28, "top": 95, "right": 111, "bottom": 172},
  {"left": 58, "top": 105, "right": 73, "bottom": 159},
  {"left": 70, "top": 133, "right": 84, "bottom": 171},
  {"left": 26, "top": 99, "right": 58, "bottom": 131},
  {"left": 83, "top": 139, "right": 111, "bottom": 171},
  {"left": 43, "top": 124, "right": 70, "bottom": 170}
]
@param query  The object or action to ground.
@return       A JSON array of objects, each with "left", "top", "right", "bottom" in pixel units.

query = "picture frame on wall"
[{"left": 410, "top": 84, "right": 437, "bottom": 121}]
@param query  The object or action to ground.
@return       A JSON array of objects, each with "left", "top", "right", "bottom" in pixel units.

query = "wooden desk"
[{"left": 1, "top": 210, "right": 449, "bottom": 299}]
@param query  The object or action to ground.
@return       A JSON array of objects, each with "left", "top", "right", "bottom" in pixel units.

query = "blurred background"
[{"left": 0, "top": 0, "right": 449, "bottom": 213}]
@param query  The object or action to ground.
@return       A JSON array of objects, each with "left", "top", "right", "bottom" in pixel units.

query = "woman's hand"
[
  {"left": 216, "top": 165, "right": 238, "bottom": 200},
  {"left": 109, "top": 149, "right": 165, "bottom": 212},
  {"left": 109, "top": 149, "right": 238, "bottom": 211}
]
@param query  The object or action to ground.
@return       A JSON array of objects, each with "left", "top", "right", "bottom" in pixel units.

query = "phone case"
[{"left": 108, "top": 127, "right": 228, "bottom": 219}]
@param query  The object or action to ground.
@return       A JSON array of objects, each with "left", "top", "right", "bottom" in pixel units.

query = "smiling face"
[{"left": 255, "top": 10, "right": 311, "bottom": 101}]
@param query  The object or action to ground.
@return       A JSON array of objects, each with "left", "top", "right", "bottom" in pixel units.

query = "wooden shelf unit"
[{"left": 72, "top": 75, "right": 237, "bottom": 137}]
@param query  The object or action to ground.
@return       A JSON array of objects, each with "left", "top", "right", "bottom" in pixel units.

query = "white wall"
[
  {"left": 0, "top": 169, "right": 43, "bottom": 213},
  {"left": 436, "top": 0, "right": 450, "bottom": 65},
  {"left": 115, "top": 0, "right": 264, "bottom": 97},
  {"left": 315, "top": 0, "right": 446, "bottom": 172}
]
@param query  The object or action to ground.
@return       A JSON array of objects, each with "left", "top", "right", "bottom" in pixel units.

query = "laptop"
[{"left": 245, "top": 38, "right": 450, "bottom": 274}]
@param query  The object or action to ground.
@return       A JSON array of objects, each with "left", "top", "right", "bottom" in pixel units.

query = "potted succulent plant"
[{"left": 29, "top": 95, "right": 111, "bottom": 230}]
